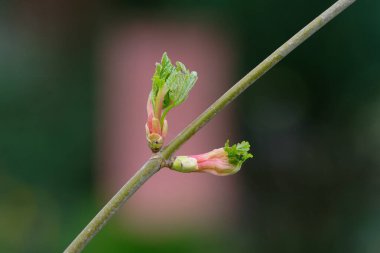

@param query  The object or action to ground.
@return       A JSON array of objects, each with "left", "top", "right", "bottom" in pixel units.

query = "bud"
[
  {"left": 172, "top": 156, "right": 198, "bottom": 173},
  {"left": 171, "top": 140, "right": 253, "bottom": 176},
  {"left": 145, "top": 98, "right": 167, "bottom": 152},
  {"left": 145, "top": 52, "right": 197, "bottom": 152}
]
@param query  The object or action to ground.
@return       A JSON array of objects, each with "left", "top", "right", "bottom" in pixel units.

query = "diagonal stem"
[
  {"left": 64, "top": 0, "right": 356, "bottom": 252},
  {"left": 64, "top": 156, "right": 162, "bottom": 253},
  {"left": 161, "top": 0, "right": 356, "bottom": 159}
]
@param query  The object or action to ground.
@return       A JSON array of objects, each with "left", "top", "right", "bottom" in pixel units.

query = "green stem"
[
  {"left": 64, "top": 156, "right": 162, "bottom": 253},
  {"left": 162, "top": 0, "right": 356, "bottom": 159},
  {"left": 64, "top": 0, "right": 356, "bottom": 252},
  {"left": 160, "top": 103, "right": 174, "bottom": 126}
]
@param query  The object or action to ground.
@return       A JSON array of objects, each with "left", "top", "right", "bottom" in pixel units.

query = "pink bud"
[
  {"left": 145, "top": 97, "right": 166, "bottom": 152},
  {"left": 171, "top": 141, "right": 253, "bottom": 176},
  {"left": 172, "top": 149, "right": 238, "bottom": 176},
  {"left": 191, "top": 148, "right": 238, "bottom": 176}
]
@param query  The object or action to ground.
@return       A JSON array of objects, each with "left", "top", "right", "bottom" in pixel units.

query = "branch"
[
  {"left": 162, "top": 0, "right": 356, "bottom": 159},
  {"left": 64, "top": 156, "right": 162, "bottom": 253},
  {"left": 64, "top": 0, "right": 356, "bottom": 252}
]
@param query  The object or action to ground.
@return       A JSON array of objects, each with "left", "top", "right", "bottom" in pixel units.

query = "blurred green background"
[{"left": 1, "top": 0, "right": 380, "bottom": 252}]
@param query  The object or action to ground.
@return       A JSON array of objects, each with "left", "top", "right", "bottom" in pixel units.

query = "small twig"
[
  {"left": 161, "top": 0, "right": 356, "bottom": 159},
  {"left": 64, "top": 0, "right": 356, "bottom": 252},
  {"left": 64, "top": 156, "right": 163, "bottom": 253}
]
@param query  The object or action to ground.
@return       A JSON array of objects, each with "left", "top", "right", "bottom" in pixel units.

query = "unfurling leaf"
[
  {"left": 224, "top": 140, "right": 254, "bottom": 167},
  {"left": 146, "top": 52, "right": 198, "bottom": 152}
]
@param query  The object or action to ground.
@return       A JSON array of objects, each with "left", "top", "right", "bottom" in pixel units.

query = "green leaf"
[
  {"left": 150, "top": 52, "right": 198, "bottom": 123},
  {"left": 224, "top": 140, "right": 253, "bottom": 166},
  {"left": 164, "top": 62, "right": 197, "bottom": 109},
  {"left": 151, "top": 52, "right": 175, "bottom": 109}
]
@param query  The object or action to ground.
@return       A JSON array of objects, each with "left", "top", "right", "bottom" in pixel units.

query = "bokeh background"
[{"left": 1, "top": 0, "right": 380, "bottom": 252}]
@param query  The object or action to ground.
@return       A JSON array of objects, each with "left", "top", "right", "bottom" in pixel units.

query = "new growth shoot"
[
  {"left": 171, "top": 140, "right": 253, "bottom": 176},
  {"left": 146, "top": 53, "right": 198, "bottom": 152}
]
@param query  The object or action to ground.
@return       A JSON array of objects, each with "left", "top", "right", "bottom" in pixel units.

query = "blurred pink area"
[{"left": 96, "top": 18, "right": 241, "bottom": 235}]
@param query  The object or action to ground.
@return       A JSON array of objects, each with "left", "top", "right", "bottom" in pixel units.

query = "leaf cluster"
[
  {"left": 151, "top": 52, "right": 197, "bottom": 117},
  {"left": 224, "top": 140, "right": 253, "bottom": 166}
]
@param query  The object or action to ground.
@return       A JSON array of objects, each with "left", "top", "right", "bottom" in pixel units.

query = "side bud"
[{"left": 170, "top": 140, "right": 253, "bottom": 176}]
